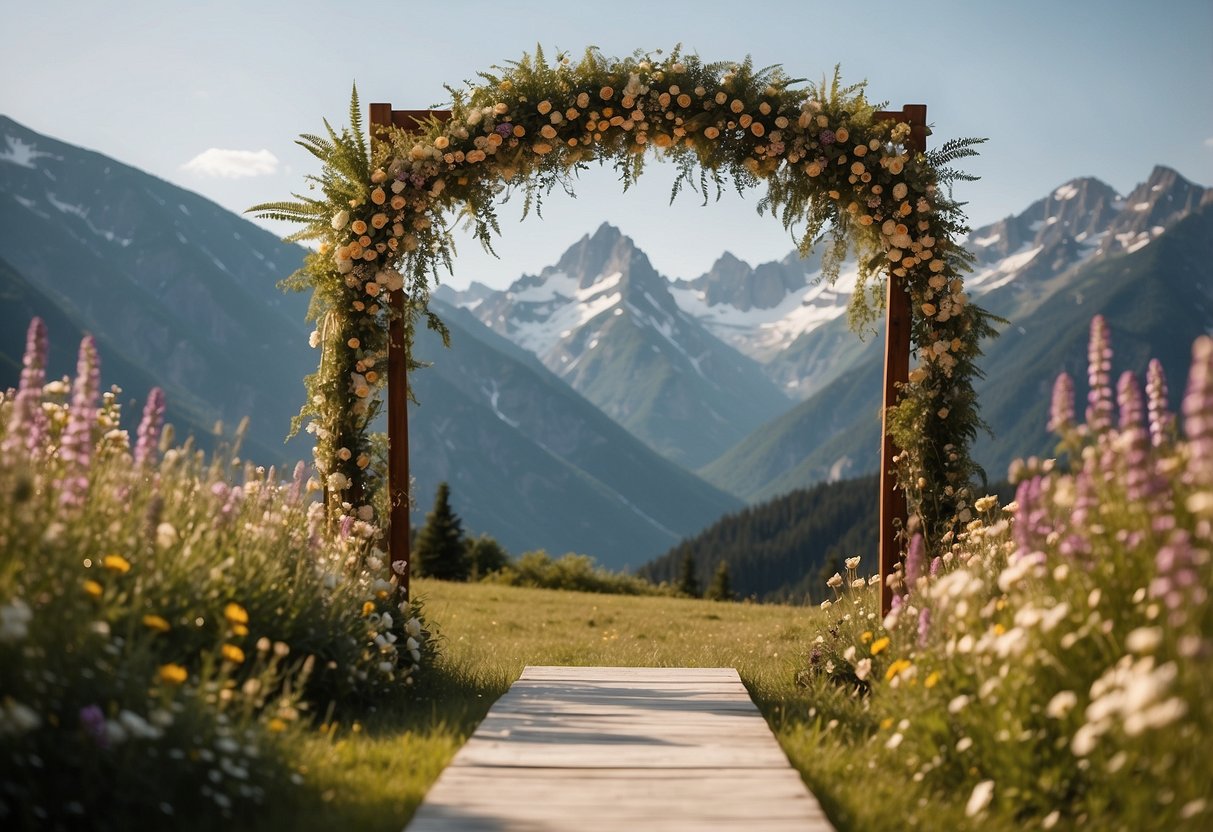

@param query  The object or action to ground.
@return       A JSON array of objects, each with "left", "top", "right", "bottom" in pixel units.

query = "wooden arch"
[{"left": 371, "top": 103, "right": 928, "bottom": 616}]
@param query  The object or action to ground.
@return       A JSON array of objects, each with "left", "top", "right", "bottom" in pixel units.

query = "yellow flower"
[
  {"left": 362, "top": 601, "right": 375, "bottom": 617},
  {"left": 142, "top": 614, "right": 171, "bottom": 633},
  {"left": 83, "top": 579, "right": 103, "bottom": 598},
  {"left": 885, "top": 658, "right": 913, "bottom": 681},
  {"left": 221, "top": 644, "right": 246, "bottom": 664},
  {"left": 267, "top": 718, "right": 288, "bottom": 733},
  {"left": 224, "top": 603, "right": 249, "bottom": 626},
  {"left": 870, "top": 637, "right": 890, "bottom": 656},
  {"left": 158, "top": 663, "right": 188, "bottom": 685},
  {"left": 880, "top": 717, "right": 894, "bottom": 730},
  {"left": 860, "top": 631, "right": 873, "bottom": 644},
  {"left": 103, "top": 554, "right": 131, "bottom": 574},
  {"left": 925, "top": 671, "right": 940, "bottom": 689},
  {"left": 232, "top": 624, "right": 249, "bottom": 637}
]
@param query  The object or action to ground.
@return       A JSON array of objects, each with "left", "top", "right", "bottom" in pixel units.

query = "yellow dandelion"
[
  {"left": 880, "top": 717, "right": 894, "bottom": 730},
  {"left": 925, "top": 671, "right": 941, "bottom": 689},
  {"left": 103, "top": 554, "right": 131, "bottom": 574},
  {"left": 83, "top": 579, "right": 103, "bottom": 598},
  {"left": 221, "top": 644, "right": 246, "bottom": 664},
  {"left": 158, "top": 663, "right": 188, "bottom": 685},
  {"left": 870, "top": 637, "right": 890, "bottom": 656},
  {"left": 142, "top": 614, "right": 171, "bottom": 633},
  {"left": 860, "top": 631, "right": 874, "bottom": 644},
  {"left": 223, "top": 602, "right": 249, "bottom": 626}
]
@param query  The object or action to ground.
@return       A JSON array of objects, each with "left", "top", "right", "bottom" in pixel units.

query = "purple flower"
[
  {"left": 409, "top": 173, "right": 426, "bottom": 188},
  {"left": 59, "top": 335, "right": 100, "bottom": 509},
  {"left": 288, "top": 461, "right": 308, "bottom": 504},
  {"left": 917, "top": 606, "right": 931, "bottom": 647},
  {"left": 1048, "top": 371, "right": 1074, "bottom": 435},
  {"left": 134, "top": 387, "right": 165, "bottom": 467},
  {"left": 79, "top": 704, "right": 108, "bottom": 748},
  {"left": 495, "top": 123, "right": 514, "bottom": 137},
  {"left": 1146, "top": 359, "right": 1173, "bottom": 448},
  {"left": 2, "top": 318, "right": 49, "bottom": 457},
  {"left": 818, "top": 129, "right": 836, "bottom": 146},
  {"left": 904, "top": 533, "right": 925, "bottom": 594},
  {"left": 1086, "top": 316, "right": 1114, "bottom": 435},
  {"left": 1183, "top": 336, "right": 1213, "bottom": 486}
]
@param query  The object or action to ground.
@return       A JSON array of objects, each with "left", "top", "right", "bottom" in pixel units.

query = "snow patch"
[
  {"left": 0, "top": 135, "right": 55, "bottom": 168},
  {"left": 967, "top": 245, "right": 1043, "bottom": 292},
  {"left": 11, "top": 193, "right": 50, "bottom": 219},
  {"left": 1053, "top": 183, "right": 1079, "bottom": 201},
  {"left": 1132, "top": 202, "right": 1151, "bottom": 212},
  {"left": 44, "top": 192, "right": 133, "bottom": 246},
  {"left": 972, "top": 232, "right": 1001, "bottom": 247}
]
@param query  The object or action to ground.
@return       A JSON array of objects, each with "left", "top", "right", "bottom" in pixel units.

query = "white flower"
[
  {"left": 819, "top": 600, "right": 832, "bottom": 610},
  {"left": 850, "top": 578, "right": 866, "bottom": 589},
  {"left": 1046, "top": 690, "right": 1078, "bottom": 719},
  {"left": 965, "top": 780, "right": 995, "bottom": 817},
  {"left": 948, "top": 695, "right": 970, "bottom": 714},
  {"left": 156, "top": 522, "right": 178, "bottom": 550},
  {"left": 0, "top": 599, "right": 33, "bottom": 643},
  {"left": 0, "top": 699, "right": 40, "bottom": 736},
  {"left": 326, "top": 472, "right": 350, "bottom": 491},
  {"left": 308, "top": 330, "right": 320, "bottom": 348},
  {"left": 956, "top": 736, "right": 973, "bottom": 752},
  {"left": 826, "top": 572, "right": 843, "bottom": 589},
  {"left": 854, "top": 658, "right": 872, "bottom": 681},
  {"left": 844, "top": 556, "right": 861, "bottom": 571},
  {"left": 885, "top": 732, "right": 903, "bottom": 750},
  {"left": 405, "top": 617, "right": 423, "bottom": 637},
  {"left": 1125, "top": 627, "right": 1163, "bottom": 654},
  {"left": 331, "top": 210, "right": 349, "bottom": 230},
  {"left": 1071, "top": 722, "right": 1101, "bottom": 756},
  {"left": 379, "top": 269, "right": 404, "bottom": 292}
]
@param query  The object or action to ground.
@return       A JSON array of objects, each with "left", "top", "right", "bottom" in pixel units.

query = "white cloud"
[{"left": 181, "top": 148, "right": 279, "bottom": 178}]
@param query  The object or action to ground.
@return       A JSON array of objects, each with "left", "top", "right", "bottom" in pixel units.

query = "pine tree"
[
  {"left": 413, "top": 482, "right": 468, "bottom": 581},
  {"left": 705, "top": 561, "right": 734, "bottom": 602},
  {"left": 676, "top": 550, "right": 700, "bottom": 598}
]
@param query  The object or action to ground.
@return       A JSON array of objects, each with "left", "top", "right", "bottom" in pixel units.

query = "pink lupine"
[
  {"left": 1182, "top": 336, "right": 1213, "bottom": 486},
  {"left": 1085, "top": 315, "right": 1114, "bottom": 435},
  {"left": 58, "top": 335, "right": 100, "bottom": 508},
  {"left": 904, "top": 533, "right": 925, "bottom": 594},
  {"left": 1145, "top": 359, "right": 1173, "bottom": 448},
  {"left": 2, "top": 318, "right": 49, "bottom": 456},
  {"left": 917, "top": 606, "right": 931, "bottom": 647},
  {"left": 1048, "top": 371, "right": 1074, "bottom": 435},
  {"left": 133, "top": 387, "right": 165, "bottom": 466},
  {"left": 288, "top": 460, "right": 307, "bottom": 503}
]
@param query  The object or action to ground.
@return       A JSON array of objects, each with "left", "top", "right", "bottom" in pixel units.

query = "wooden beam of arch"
[{"left": 370, "top": 102, "right": 927, "bottom": 612}]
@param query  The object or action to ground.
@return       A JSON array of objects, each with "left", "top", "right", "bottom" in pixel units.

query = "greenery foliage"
[
  {"left": 676, "top": 550, "right": 701, "bottom": 598},
  {"left": 705, "top": 561, "right": 734, "bottom": 602},
  {"left": 412, "top": 482, "right": 468, "bottom": 581},
  {"left": 252, "top": 46, "right": 994, "bottom": 562},
  {"left": 483, "top": 551, "right": 671, "bottom": 596},
  {"left": 0, "top": 320, "right": 432, "bottom": 829}
]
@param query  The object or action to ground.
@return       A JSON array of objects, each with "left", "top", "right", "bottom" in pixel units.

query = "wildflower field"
[
  {"left": 0, "top": 319, "right": 431, "bottom": 830},
  {"left": 2, "top": 313, "right": 1210, "bottom": 831}
]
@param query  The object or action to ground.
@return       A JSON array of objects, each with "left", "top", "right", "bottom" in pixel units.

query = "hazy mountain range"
[{"left": 4, "top": 112, "right": 1210, "bottom": 572}]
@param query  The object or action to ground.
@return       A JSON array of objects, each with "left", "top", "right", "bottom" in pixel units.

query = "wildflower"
[
  {"left": 1184, "top": 336, "right": 1213, "bottom": 485},
  {"left": 59, "top": 335, "right": 100, "bottom": 509},
  {"left": 845, "top": 556, "right": 861, "bottom": 571},
  {"left": 267, "top": 718, "right": 287, "bottom": 733},
  {"left": 1085, "top": 316, "right": 1114, "bottom": 434},
  {"left": 223, "top": 603, "right": 249, "bottom": 626},
  {"left": 0, "top": 698, "right": 41, "bottom": 737},
  {"left": 854, "top": 658, "right": 872, "bottom": 681},
  {"left": 0, "top": 599, "right": 33, "bottom": 643},
  {"left": 1125, "top": 627, "right": 1163, "bottom": 654},
  {"left": 142, "top": 614, "right": 171, "bottom": 633},
  {"left": 885, "top": 658, "right": 913, "bottom": 681},
  {"left": 924, "top": 671, "right": 940, "bottom": 689},
  {"left": 221, "top": 644, "right": 246, "bottom": 664},
  {"left": 870, "top": 637, "right": 890, "bottom": 655},
  {"left": 103, "top": 554, "right": 131, "bottom": 574},
  {"left": 83, "top": 579, "right": 103, "bottom": 598},
  {"left": 965, "top": 780, "right": 995, "bottom": 817},
  {"left": 156, "top": 522, "right": 178, "bottom": 549},
  {"left": 1145, "top": 359, "right": 1173, "bottom": 447},
  {"left": 158, "top": 664, "right": 188, "bottom": 685},
  {"left": 79, "top": 704, "right": 108, "bottom": 747},
  {"left": 904, "top": 533, "right": 925, "bottom": 593},
  {"left": 1, "top": 318, "right": 49, "bottom": 456},
  {"left": 826, "top": 572, "right": 843, "bottom": 589},
  {"left": 1046, "top": 690, "right": 1078, "bottom": 719},
  {"left": 1048, "top": 372, "right": 1074, "bottom": 434},
  {"left": 133, "top": 387, "right": 166, "bottom": 466}
]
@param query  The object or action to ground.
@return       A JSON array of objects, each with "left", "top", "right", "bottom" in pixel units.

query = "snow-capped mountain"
[{"left": 452, "top": 223, "right": 791, "bottom": 468}]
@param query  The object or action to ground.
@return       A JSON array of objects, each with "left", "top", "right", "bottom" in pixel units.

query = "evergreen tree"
[
  {"left": 465, "top": 534, "right": 510, "bottom": 580},
  {"left": 413, "top": 482, "right": 468, "bottom": 581},
  {"left": 705, "top": 561, "right": 734, "bottom": 602},
  {"left": 676, "top": 550, "right": 700, "bottom": 598}
]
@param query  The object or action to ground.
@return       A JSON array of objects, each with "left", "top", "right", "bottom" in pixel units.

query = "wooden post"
[
  {"left": 874, "top": 104, "right": 927, "bottom": 617},
  {"left": 369, "top": 104, "right": 451, "bottom": 603}
]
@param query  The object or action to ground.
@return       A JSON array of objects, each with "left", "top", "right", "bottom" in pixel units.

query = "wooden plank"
[{"left": 405, "top": 666, "right": 833, "bottom": 831}]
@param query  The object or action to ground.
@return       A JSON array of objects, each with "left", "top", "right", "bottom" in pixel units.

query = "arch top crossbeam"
[{"left": 255, "top": 49, "right": 992, "bottom": 614}]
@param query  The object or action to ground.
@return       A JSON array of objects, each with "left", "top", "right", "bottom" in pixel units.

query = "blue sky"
[{"left": 2, "top": 0, "right": 1210, "bottom": 288}]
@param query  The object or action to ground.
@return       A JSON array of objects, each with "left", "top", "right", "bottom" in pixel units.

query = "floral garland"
[{"left": 253, "top": 46, "right": 995, "bottom": 550}]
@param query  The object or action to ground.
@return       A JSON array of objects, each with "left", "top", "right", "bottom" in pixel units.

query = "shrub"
[
  {"left": 800, "top": 316, "right": 1212, "bottom": 830},
  {"left": 484, "top": 551, "right": 671, "bottom": 596},
  {"left": 0, "top": 320, "right": 433, "bottom": 829}
]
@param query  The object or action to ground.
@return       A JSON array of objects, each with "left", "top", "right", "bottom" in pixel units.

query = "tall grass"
[{"left": 0, "top": 320, "right": 431, "bottom": 830}]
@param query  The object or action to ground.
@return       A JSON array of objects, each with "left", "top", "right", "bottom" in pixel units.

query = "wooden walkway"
[{"left": 405, "top": 666, "right": 833, "bottom": 831}]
